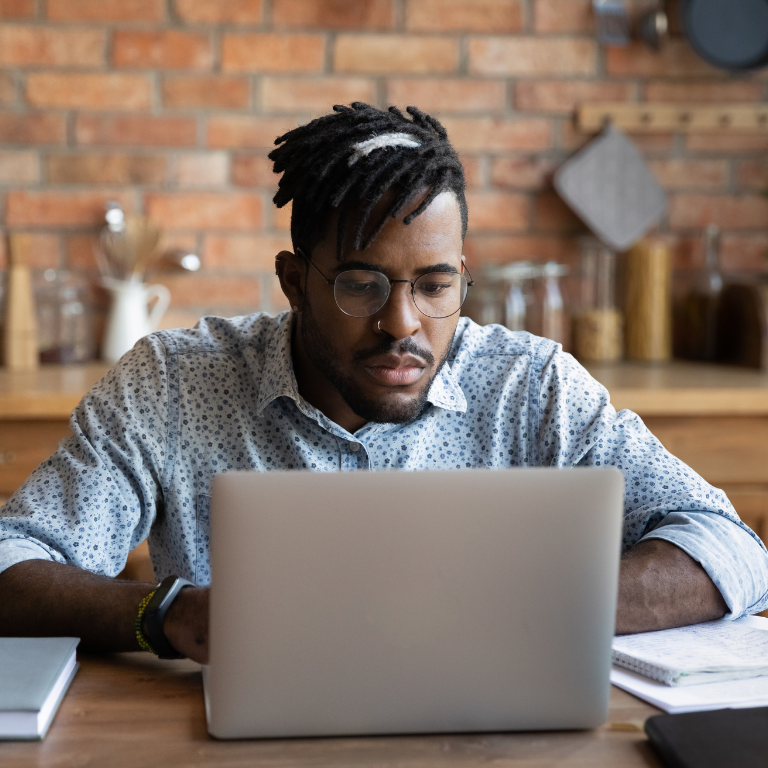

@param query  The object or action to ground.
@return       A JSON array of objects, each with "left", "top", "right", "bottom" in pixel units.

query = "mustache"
[{"left": 352, "top": 337, "right": 435, "bottom": 367}]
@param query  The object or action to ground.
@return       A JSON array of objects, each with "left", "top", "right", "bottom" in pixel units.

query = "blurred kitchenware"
[
  {"left": 573, "top": 239, "right": 623, "bottom": 363},
  {"left": 593, "top": 0, "right": 631, "bottom": 45},
  {"left": 625, "top": 239, "right": 672, "bottom": 362},
  {"left": 554, "top": 125, "right": 667, "bottom": 253},
  {"left": 716, "top": 281, "right": 768, "bottom": 369},
  {"left": 528, "top": 262, "right": 569, "bottom": 345},
  {"left": 101, "top": 278, "right": 170, "bottom": 364},
  {"left": 639, "top": 5, "right": 669, "bottom": 50},
  {"left": 679, "top": 0, "right": 768, "bottom": 71},
  {"left": 672, "top": 224, "right": 724, "bottom": 361},
  {"left": 2, "top": 235, "right": 38, "bottom": 372},
  {"left": 36, "top": 270, "right": 95, "bottom": 364},
  {"left": 98, "top": 202, "right": 162, "bottom": 283}
]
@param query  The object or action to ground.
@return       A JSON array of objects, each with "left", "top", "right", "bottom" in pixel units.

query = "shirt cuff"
[
  {"left": 0, "top": 538, "right": 54, "bottom": 576},
  {"left": 641, "top": 510, "right": 768, "bottom": 619}
]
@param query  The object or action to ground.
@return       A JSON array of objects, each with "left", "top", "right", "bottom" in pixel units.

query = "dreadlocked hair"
[{"left": 268, "top": 102, "right": 468, "bottom": 260}]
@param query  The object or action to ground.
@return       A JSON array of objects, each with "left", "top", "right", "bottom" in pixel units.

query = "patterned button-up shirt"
[{"left": 2, "top": 312, "right": 767, "bottom": 617}]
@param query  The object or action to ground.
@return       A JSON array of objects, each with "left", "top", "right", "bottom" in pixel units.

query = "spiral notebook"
[{"left": 612, "top": 617, "right": 768, "bottom": 687}]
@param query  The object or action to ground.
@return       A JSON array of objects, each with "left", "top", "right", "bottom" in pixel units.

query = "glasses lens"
[
  {"left": 413, "top": 272, "right": 468, "bottom": 318},
  {"left": 334, "top": 270, "right": 390, "bottom": 317}
]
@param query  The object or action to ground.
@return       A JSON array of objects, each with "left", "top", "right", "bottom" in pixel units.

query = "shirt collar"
[{"left": 251, "top": 312, "right": 467, "bottom": 417}]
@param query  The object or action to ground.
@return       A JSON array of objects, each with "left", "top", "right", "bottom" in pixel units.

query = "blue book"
[{"left": 0, "top": 638, "right": 80, "bottom": 740}]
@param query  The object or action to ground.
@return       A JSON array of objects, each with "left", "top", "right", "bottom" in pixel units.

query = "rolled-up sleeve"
[
  {"left": 534, "top": 340, "right": 768, "bottom": 619},
  {"left": 0, "top": 335, "right": 169, "bottom": 577}
]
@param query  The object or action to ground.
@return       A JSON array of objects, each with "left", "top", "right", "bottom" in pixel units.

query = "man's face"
[{"left": 288, "top": 190, "right": 464, "bottom": 431}]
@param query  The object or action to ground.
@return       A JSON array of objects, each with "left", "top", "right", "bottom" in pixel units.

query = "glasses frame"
[{"left": 296, "top": 248, "right": 474, "bottom": 320}]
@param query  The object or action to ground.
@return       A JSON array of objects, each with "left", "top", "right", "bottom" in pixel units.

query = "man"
[{"left": 2, "top": 104, "right": 767, "bottom": 665}]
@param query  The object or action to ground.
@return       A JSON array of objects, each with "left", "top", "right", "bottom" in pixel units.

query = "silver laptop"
[{"left": 204, "top": 468, "right": 624, "bottom": 739}]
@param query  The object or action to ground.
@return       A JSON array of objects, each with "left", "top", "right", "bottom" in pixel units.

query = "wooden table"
[{"left": 1, "top": 653, "right": 663, "bottom": 768}]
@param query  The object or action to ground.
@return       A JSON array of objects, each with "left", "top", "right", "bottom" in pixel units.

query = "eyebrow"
[{"left": 333, "top": 260, "right": 460, "bottom": 276}]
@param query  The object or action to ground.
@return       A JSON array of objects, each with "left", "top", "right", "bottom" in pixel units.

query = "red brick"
[
  {"left": 207, "top": 116, "right": 298, "bottom": 149},
  {"left": 153, "top": 273, "right": 261, "bottom": 309},
  {"left": 231, "top": 155, "right": 276, "bottom": 187},
  {"left": 0, "top": 0, "right": 34, "bottom": 19},
  {"left": 173, "top": 0, "right": 263, "bottom": 23},
  {"left": 459, "top": 155, "right": 482, "bottom": 188},
  {"left": 669, "top": 195, "right": 768, "bottom": 230},
  {"left": 75, "top": 115, "right": 198, "bottom": 147},
  {"left": 464, "top": 191, "right": 528, "bottom": 232},
  {"left": 273, "top": 0, "right": 392, "bottom": 29},
  {"left": 0, "top": 73, "right": 14, "bottom": 104},
  {"left": 222, "top": 34, "right": 325, "bottom": 73},
  {"left": 735, "top": 160, "right": 768, "bottom": 191},
  {"left": 516, "top": 80, "right": 635, "bottom": 113},
  {"left": 113, "top": 31, "right": 212, "bottom": 70},
  {"left": 6, "top": 190, "right": 133, "bottom": 226},
  {"left": 534, "top": 0, "right": 592, "bottom": 32},
  {"left": 463, "top": 234, "right": 573, "bottom": 266},
  {"left": 335, "top": 35, "right": 459, "bottom": 74},
  {"left": 64, "top": 233, "right": 98, "bottom": 270},
  {"left": 8, "top": 232, "right": 60, "bottom": 269},
  {"left": 686, "top": 134, "right": 768, "bottom": 153},
  {"left": 0, "top": 112, "right": 66, "bottom": 144},
  {"left": 405, "top": 0, "right": 521, "bottom": 32},
  {"left": 46, "top": 0, "right": 164, "bottom": 21},
  {"left": 721, "top": 234, "right": 768, "bottom": 272},
  {"left": 262, "top": 77, "right": 376, "bottom": 112},
  {"left": 649, "top": 160, "right": 728, "bottom": 191},
  {"left": 606, "top": 41, "right": 720, "bottom": 77},
  {"left": 46, "top": 153, "right": 167, "bottom": 184},
  {"left": 272, "top": 201, "right": 291, "bottom": 230},
  {"left": 162, "top": 76, "right": 250, "bottom": 109},
  {"left": 534, "top": 192, "right": 584, "bottom": 234},
  {"left": 491, "top": 156, "right": 558, "bottom": 190},
  {"left": 440, "top": 117, "right": 552, "bottom": 151},
  {"left": 204, "top": 234, "right": 291, "bottom": 271},
  {"left": 26, "top": 73, "right": 152, "bottom": 110},
  {"left": 644, "top": 81, "right": 764, "bottom": 103},
  {"left": 386, "top": 78, "right": 505, "bottom": 113},
  {"left": 469, "top": 37, "right": 596, "bottom": 76},
  {"left": 173, "top": 152, "right": 229, "bottom": 187},
  {"left": 144, "top": 193, "right": 262, "bottom": 229},
  {"left": 0, "top": 26, "right": 105, "bottom": 67},
  {"left": 0, "top": 149, "right": 39, "bottom": 182}
]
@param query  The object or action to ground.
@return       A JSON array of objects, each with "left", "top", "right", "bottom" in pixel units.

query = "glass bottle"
[
  {"left": 673, "top": 224, "right": 723, "bottom": 361},
  {"left": 527, "top": 262, "right": 568, "bottom": 345}
]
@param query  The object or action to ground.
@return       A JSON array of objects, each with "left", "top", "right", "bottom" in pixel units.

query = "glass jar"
[
  {"left": 527, "top": 262, "right": 569, "bottom": 345},
  {"left": 572, "top": 240, "right": 622, "bottom": 362},
  {"left": 35, "top": 270, "right": 95, "bottom": 364}
]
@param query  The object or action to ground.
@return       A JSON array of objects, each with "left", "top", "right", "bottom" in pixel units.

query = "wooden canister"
[
  {"left": 2, "top": 234, "right": 39, "bottom": 371},
  {"left": 624, "top": 239, "right": 672, "bottom": 362}
]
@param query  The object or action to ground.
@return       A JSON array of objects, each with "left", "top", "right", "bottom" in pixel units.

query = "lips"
[{"left": 363, "top": 354, "right": 427, "bottom": 387}]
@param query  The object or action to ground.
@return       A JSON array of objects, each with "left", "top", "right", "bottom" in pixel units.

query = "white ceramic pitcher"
[{"left": 102, "top": 278, "right": 170, "bottom": 364}]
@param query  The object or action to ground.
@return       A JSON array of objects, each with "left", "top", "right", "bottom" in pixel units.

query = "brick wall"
[{"left": 0, "top": 0, "right": 766, "bottom": 332}]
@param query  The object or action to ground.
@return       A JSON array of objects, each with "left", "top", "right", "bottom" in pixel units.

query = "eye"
[
  {"left": 339, "top": 280, "right": 379, "bottom": 296},
  {"left": 417, "top": 278, "right": 454, "bottom": 296}
]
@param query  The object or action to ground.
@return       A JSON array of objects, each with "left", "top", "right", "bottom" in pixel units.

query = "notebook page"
[{"left": 612, "top": 621, "right": 768, "bottom": 674}]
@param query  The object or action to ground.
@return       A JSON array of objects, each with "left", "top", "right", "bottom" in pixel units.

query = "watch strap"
[{"left": 142, "top": 575, "right": 194, "bottom": 659}]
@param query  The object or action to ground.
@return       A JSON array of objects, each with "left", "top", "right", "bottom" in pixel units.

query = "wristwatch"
[{"left": 142, "top": 575, "right": 194, "bottom": 659}]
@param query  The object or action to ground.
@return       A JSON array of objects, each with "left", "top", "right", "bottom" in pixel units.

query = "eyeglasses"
[{"left": 297, "top": 249, "right": 474, "bottom": 320}]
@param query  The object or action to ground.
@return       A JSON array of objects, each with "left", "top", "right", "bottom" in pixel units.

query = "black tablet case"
[{"left": 645, "top": 707, "right": 768, "bottom": 768}]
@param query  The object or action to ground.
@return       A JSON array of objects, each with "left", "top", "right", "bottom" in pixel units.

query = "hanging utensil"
[{"left": 593, "top": 0, "right": 631, "bottom": 46}]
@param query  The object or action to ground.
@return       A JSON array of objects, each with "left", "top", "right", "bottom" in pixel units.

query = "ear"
[{"left": 275, "top": 250, "right": 305, "bottom": 312}]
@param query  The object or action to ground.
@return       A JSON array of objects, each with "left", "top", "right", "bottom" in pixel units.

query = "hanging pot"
[{"left": 679, "top": 0, "right": 768, "bottom": 71}]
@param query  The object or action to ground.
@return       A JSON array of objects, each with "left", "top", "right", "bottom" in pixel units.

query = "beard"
[{"left": 300, "top": 296, "right": 451, "bottom": 425}]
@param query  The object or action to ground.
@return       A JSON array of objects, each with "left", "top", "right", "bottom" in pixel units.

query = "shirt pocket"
[{"left": 195, "top": 493, "right": 212, "bottom": 586}]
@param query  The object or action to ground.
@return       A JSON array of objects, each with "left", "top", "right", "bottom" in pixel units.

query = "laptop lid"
[{"left": 205, "top": 467, "right": 624, "bottom": 739}]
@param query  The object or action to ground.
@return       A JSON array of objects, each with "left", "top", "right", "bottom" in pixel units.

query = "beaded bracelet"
[{"left": 135, "top": 590, "right": 157, "bottom": 654}]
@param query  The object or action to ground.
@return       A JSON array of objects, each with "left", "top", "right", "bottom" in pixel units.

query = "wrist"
[{"left": 138, "top": 575, "right": 194, "bottom": 659}]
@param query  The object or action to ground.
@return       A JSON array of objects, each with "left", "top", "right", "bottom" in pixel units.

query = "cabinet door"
[{"left": 0, "top": 420, "right": 72, "bottom": 498}]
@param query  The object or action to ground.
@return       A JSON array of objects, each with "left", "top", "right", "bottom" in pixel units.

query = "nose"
[{"left": 375, "top": 282, "right": 421, "bottom": 340}]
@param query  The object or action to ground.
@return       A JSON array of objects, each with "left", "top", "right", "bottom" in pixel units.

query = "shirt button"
[{"left": 350, "top": 442, "right": 361, "bottom": 452}]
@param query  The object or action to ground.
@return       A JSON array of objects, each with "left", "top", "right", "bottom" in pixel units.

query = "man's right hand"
[{"left": 162, "top": 587, "right": 209, "bottom": 664}]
